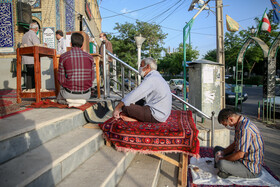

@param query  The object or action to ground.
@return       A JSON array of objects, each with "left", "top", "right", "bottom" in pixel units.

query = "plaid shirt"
[
  {"left": 58, "top": 47, "right": 95, "bottom": 92},
  {"left": 235, "top": 116, "right": 264, "bottom": 174}
]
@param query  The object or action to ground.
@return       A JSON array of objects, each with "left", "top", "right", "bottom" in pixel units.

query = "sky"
[{"left": 98, "top": 0, "right": 274, "bottom": 59}]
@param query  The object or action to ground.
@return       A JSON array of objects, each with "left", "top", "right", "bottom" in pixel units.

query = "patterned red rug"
[
  {"left": 0, "top": 96, "right": 34, "bottom": 119},
  {"left": 27, "top": 99, "right": 96, "bottom": 111},
  {"left": 99, "top": 110, "right": 200, "bottom": 157},
  {"left": 0, "top": 88, "right": 94, "bottom": 119},
  {"left": 0, "top": 89, "right": 16, "bottom": 98},
  {"left": 188, "top": 147, "right": 280, "bottom": 187}
]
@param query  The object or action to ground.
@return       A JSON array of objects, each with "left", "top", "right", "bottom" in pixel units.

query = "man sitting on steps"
[
  {"left": 57, "top": 32, "right": 95, "bottom": 106},
  {"left": 113, "top": 57, "right": 172, "bottom": 122}
]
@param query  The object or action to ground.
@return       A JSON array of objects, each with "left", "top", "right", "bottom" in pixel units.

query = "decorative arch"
[
  {"left": 236, "top": 37, "right": 269, "bottom": 65},
  {"left": 268, "top": 33, "right": 280, "bottom": 58},
  {"left": 265, "top": 33, "right": 280, "bottom": 98},
  {"left": 235, "top": 36, "right": 269, "bottom": 107}
]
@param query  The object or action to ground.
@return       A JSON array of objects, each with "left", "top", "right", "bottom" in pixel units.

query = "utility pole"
[{"left": 216, "top": 0, "right": 225, "bottom": 109}]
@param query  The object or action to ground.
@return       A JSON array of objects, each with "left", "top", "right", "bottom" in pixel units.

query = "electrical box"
[{"left": 188, "top": 59, "right": 222, "bottom": 117}]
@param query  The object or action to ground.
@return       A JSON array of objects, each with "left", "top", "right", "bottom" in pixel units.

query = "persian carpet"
[
  {"left": 188, "top": 147, "right": 280, "bottom": 187},
  {"left": 0, "top": 89, "right": 33, "bottom": 118},
  {"left": 99, "top": 110, "right": 200, "bottom": 157},
  {"left": 0, "top": 89, "right": 16, "bottom": 98},
  {"left": 27, "top": 99, "right": 95, "bottom": 111}
]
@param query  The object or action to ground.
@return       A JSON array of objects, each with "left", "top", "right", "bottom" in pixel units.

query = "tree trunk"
[{"left": 248, "top": 62, "right": 256, "bottom": 79}]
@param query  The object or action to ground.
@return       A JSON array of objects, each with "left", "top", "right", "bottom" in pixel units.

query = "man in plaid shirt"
[{"left": 57, "top": 32, "right": 95, "bottom": 103}]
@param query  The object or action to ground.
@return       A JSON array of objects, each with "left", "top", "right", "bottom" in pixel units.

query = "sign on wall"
[
  {"left": 85, "top": 0, "right": 92, "bottom": 20},
  {"left": 43, "top": 27, "right": 55, "bottom": 49}
]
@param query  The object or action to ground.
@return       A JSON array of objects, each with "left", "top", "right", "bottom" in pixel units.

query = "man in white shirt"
[
  {"left": 113, "top": 58, "right": 172, "bottom": 122},
  {"left": 56, "top": 30, "right": 66, "bottom": 55},
  {"left": 21, "top": 22, "right": 40, "bottom": 89}
]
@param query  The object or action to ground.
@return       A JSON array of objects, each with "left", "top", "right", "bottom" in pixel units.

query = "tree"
[
  {"left": 158, "top": 43, "right": 199, "bottom": 76},
  {"left": 110, "top": 21, "right": 167, "bottom": 68},
  {"left": 204, "top": 49, "right": 216, "bottom": 62},
  {"left": 204, "top": 10, "right": 279, "bottom": 77}
]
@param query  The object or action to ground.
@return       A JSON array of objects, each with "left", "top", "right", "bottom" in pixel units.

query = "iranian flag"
[{"left": 261, "top": 13, "right": 271, "bottom": 32}]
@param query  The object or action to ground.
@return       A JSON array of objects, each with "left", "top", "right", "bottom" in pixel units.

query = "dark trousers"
[
  {"left": 25, "top": 64, "right": 35, "bottom": 89},
  {"left": 122, "top": 104, "right": 159, "bottom": 123}
]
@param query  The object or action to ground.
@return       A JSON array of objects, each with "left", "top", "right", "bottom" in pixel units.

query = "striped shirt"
[
  {"left": 234, "top": 116, "right": 264, "bottom": 174},
  {"left": 58, "top": 47, "right": 95, "bottom": 92}
]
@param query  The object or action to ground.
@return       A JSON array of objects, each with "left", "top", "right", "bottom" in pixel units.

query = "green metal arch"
[
  {"left": 268, "top": 33, "right": 280, "bottom": 59},
  {"left": 236, "top": 37, "right": 269, "bottom": 65},
  {"left": 265, "top": 33, "right": 280, "bottom": 98},
  {"left": 235, "top": 36, "right": 269, "bottom": 108}
]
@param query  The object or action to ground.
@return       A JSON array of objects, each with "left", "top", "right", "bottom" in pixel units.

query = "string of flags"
[
  {"left": 261, "top": 13, "right": 271, "bottom": 33},
  {"left": 225, "top": 0, "right": 280, "bottom": 33},
  {"left": 270, "top": 0, "right": 280, "bottom": 24}
]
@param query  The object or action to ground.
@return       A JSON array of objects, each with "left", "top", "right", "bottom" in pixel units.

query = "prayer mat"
[
  {"left": 0, "top": 98, "right": 33, "bottom": 118},
  {"left": 188, "top": 147, "right": 280, "bottom": 187},
  {"left": 99, "top": 110, "right": 200, "bottom": 157},
  {"left": 0, "top": 89, "right": 16, "bottom": 98},
  {"left": 27, "top": 99, "right": 95, "bottom": 111},
  {"left": 84, "top": 100, "right": 113, "bottom": 124}
]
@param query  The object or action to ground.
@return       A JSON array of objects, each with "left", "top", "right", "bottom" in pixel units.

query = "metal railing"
[
  {"left": 103, "top": 49, "right": 139, "bottom": 98},
  {"left": 101, "top": 46, "right": 216, "bottom": 147}
]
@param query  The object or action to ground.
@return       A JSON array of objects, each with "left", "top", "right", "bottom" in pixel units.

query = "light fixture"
[{"left": 250, "top": 26, "right": 256, "bottom": 34}]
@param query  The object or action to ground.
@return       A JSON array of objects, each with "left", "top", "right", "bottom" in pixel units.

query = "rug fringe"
[{"left": 115, "top": 145, "right": 200, "bottom": 158}]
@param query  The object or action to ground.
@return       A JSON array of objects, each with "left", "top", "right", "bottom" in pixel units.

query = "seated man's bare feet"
[{"left": 120, "top": 114, "right": 138, "bottom": 122}]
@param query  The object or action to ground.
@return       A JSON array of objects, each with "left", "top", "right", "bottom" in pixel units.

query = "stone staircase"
[
  {"left": 0, "top": 103, "right": 168, "bottom": 187},
  {"left": 0, "top": 100, "right": 229, "bottom": 187}
]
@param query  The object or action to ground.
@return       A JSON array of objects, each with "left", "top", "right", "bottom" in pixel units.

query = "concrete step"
[
  {"left": 0, "top": 108, "right": 87, "bottom": 164},
  {"left": 0, "top": 126, "right": 104, "bottom": 187},
  {"left": 196, "top": 119, "right": 230, "bottom": 148},
  {"left": 117, "top": 154, "right": 161, "bottom": 187},
  {"left": 57, "top": 146, "right": 135, "bottom": 187},
  {"left": 157, "top": 153, "right": 179, "bottom": 187}
]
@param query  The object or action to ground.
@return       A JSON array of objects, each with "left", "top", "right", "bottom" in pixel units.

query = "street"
[{"left": 241, "top": 87, "right": 263, "bottom": 117}]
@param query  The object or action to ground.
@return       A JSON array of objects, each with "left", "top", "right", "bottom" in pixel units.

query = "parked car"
[
  {"left": 225, "top": 75, "right": 233, "bottom": 79},
  {"left": 169, "top": 79, "right": 189, "bottom": 96},
  {"left": 274, "top": 90, "right": 280, "bottom": 113},
  {"left": 124, "top": 78, "right": 135, "bottom": 89},
  {"left": 225, "top": 83, "right": 248, "bottom": 105}
]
